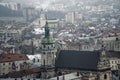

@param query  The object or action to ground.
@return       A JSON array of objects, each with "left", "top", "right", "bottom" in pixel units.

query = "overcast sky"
[{"left": 1, "top": 0, "right": 61, "bottom": 9}]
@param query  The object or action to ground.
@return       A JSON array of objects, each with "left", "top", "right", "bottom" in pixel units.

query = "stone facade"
[
  {"left": 55, "top": 50, "right": 112, "bottom": 80},
  {"left": 102, "top": 36, "right": 120, "bottom": 51},
  {"left": 109, "top": 58, "right": 120, "bottom": 70},
  {"left": 41, "top": 44, "right": 56, "bottom": 66}
]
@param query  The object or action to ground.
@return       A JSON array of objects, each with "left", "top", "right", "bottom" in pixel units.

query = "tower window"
[
  {"left": 48, "top": 46, "right": 49, "bottom": 49},
  {"left": 104, "top": 74, "right": 107, "bottom": 79}
]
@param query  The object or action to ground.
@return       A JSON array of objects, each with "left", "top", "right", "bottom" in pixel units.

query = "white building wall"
[{"left": 65, "top": 12, "right": 75, "bottom": 24}]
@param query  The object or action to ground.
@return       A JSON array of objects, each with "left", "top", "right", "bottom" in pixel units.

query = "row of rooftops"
[
  {"left": 0, "top": 25, "right": 29, "bottom": 34},
  {"left": 0, "top": 54, "right": 29, "bottom": 63},
  {"left": 0, "top": 50, "right": 120, "bottom": 63},
  {"left": 0, "top": 67, "right": 41, "bottom": 78},
  {"left": 0, "top": 50, "right": 119, "bottom": 79}
]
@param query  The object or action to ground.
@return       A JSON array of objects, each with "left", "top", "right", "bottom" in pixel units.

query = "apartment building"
[{"left": 0, "top": 53, "right": 29, "bottom": 75}]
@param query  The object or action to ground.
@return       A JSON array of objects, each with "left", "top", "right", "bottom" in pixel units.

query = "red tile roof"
[
  {"left": 0, "top": 67, "right": 41, "bottom": 78},
  {"left": 66, "top": 41, "right": 80, "bottom": 46},
  {"left": 0, "top": 54, "right": 29, "bottom": 63}
]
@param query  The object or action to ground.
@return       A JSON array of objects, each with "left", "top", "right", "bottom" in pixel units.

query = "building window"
[
  {"left": 116, "top": 66, "right": 118, "bottom": 69},
  {"left": 9, "top": 62, "right": 11, "bottom": 65},
  {"left": 112, "top": 65, "right": 114, "bottom": 69},
  {"left": 43, "top": 45, "right": 45, "bottom": 48},
  {"left": 115, "top": 61, "right": 117, "bottom": 64},
  {"left": 51, "top": 44, "right": 54, "bottom": 47},
  {"left": 43, "top": 52, "right": 45, "bottom": 54},
  {"left": 104, "top": 74, "right": 107, "bottom": 79},
  {"left": 112, "top": 61, "right": 114, "bottom": 64},
  {"left": 38, "top": 59, "right": 39, "bottom": 62},
  {"left": 33, "top": 58, "right": 35, "bottom": 62},
  {"left": 118, "top": 65, "right": 120, "bottom": 69},
  {"left": 3, "top": 63, "right": 5, "bottom": 65},
  {"left": 9, "top": 67, "right": 11, "bottom": 70}
]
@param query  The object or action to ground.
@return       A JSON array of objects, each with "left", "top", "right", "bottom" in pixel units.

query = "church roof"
[{"left": 55, "top": 50, "right": 101, "bottom": 71}]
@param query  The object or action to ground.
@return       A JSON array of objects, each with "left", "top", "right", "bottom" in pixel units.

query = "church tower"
[
  {"left": 41, "top": 20, "right": 56, "bottom": 67},
  {"left": 97, "top": 45, "right": 111, "bottom": 80}
]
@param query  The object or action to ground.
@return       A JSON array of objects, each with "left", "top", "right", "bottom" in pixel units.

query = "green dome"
[{"left": 41, "top": 37, "right": 53, "bottom": 44}]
